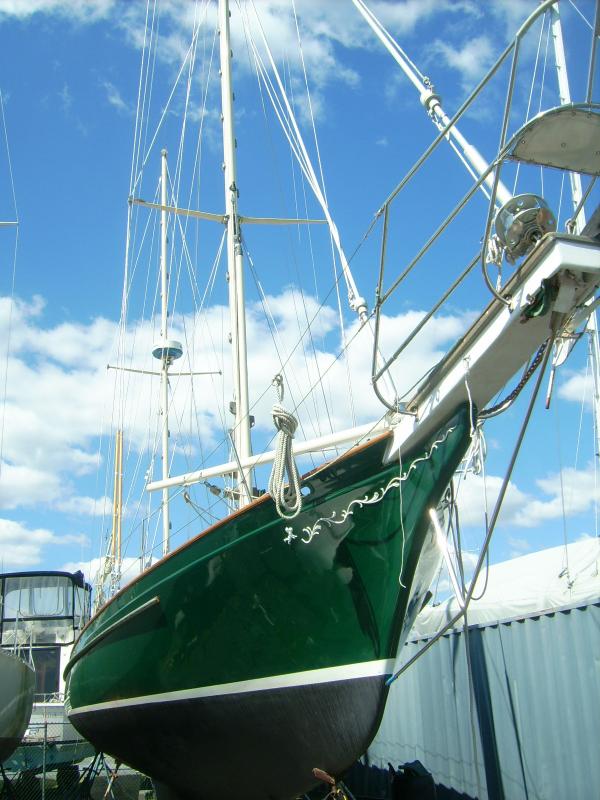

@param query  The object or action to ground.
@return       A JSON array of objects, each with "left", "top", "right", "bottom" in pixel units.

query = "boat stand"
[
  {"left": 0, "top": 752, "right": 102, "bottom": 800},
  {"left": 307, "top": 767, "right": 357, "bottom": 800}
]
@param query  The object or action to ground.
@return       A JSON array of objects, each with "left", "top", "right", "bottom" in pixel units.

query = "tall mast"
[
  {"left": 152, "top": 149, "right": 182, "bottom": 554},
  {"left": 550, "top": 4, "right": 586, "bottom": 232},
  {"left": 160, "top": 149, "right": 171, "bottom": 553},
  {"left": 110, "top": 429, "right": 123, "bottom": 594},
  {"left": 219, "top": 0, "right": 253, "bottom": 507},
  {"left": 550, "top": 4, "right": 600, "bottom": 464}
]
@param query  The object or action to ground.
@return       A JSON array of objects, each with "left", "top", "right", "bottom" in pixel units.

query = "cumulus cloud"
[
  {"left": 0, "top": 0, "right": 115, "bottom": 21},
  {"left": 558, "top": 367, "right": 594, "bottom": 408},
  {"left": 0, "top": 518, "right": 87, "bottom": 568},
  {"left": 429, "top": 35, "right": 495, "bottom": 89},
  {"left": 101, "top": 80, "right": 130, "bottom": 115},
  {"left": 0, "top": 287, "right": 474, "bottom": 524},
  {"left": 455, "top": 462, "right": 600, "bottom": 531},
  {"left": 53, "top": 494, "right": 112, "bottom": 516},
  {"left": 60, "top": 555, "right": 143, "bottom": 590}
]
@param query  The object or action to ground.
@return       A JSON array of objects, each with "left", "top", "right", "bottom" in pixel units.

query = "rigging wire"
[
  {"left": 97, "top": 0, "right": 160, "bottom": 592},
  {"left": 245, "top": 0, "right": 366, "bottom": 319},
  {"left": 111, "top": 0, "right": 218, "bottom": 568},
  {"left": 239, "top": 13, "right": 334, "bottom": 443},
  {"left": 553, "top": 396, "right": 572, "bottom": 584},
  {"left": 0, "top": 90, "right": 19, "bottom": 483},
  {"left": 388, "top": 336, "right": 556, "bottom": 685},
  {"left": 243, "top": 244, "right": 320, "bottom": 463},
  {"left": 284, "top": 59, "right": 335, "bottom": 440},
  {"left": 289, "top": 0, "right": 358, "bottom": 427},
  {"left": 567, "top": 0, "right": 595, "bottom": 29},
  {"left": 237, "top": 3, "right": 346, "bottom": 444},
  {"left": 131, "top": 27, "right": 203, "bottom": 195}
]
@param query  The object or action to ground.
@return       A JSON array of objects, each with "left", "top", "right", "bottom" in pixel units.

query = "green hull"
[{"left": 66, "top": 405, "right": 473, "bottom": 799}]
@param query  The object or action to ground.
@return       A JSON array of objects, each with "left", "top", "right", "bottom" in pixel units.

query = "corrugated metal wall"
[{"left": 367, "top": 600, "right": 600, "bottom": 800}]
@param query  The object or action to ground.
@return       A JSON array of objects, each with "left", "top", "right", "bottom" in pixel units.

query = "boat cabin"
[{"left": 0, "top": 571, "right": 91, "bottom": 699}]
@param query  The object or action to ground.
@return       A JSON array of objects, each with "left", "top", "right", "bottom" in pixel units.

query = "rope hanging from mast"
[{"left": 268, "top": 374, "right": 303, "bottom": 519}]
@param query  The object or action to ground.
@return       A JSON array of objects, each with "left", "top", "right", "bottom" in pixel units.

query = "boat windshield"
[{"left": 0, "top": 573, "right": 91, "bottom": 646}]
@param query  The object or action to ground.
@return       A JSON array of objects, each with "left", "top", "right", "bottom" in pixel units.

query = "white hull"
[{"left": 0, "top": 649, "right": 35, "bottom": 762}]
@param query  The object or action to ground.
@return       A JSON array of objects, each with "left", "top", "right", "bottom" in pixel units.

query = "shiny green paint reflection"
[{"left": 67, "top": 405, "right": 472, "bottom": 710}]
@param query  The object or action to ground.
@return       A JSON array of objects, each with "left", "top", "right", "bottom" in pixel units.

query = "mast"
[
  {"left": 550, "top": 4, "right": 600, "bottom": 465},
  {"left": 550, "top": 5, "right": 586, "bottom": 232},
  {"left": 110, "top": 429, "right": 123, "bottom": 595},
  {"left": 219, "top": 0, "right": 253, "bottom": 507},
  {"left": 160, "top": 149, "right": 171, "bottom": 553},
  {"left": 151, "top": 149, "right": 182, "bottom": 555}
]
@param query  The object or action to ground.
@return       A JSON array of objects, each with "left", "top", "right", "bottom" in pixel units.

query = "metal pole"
[
  {"left": 351, "top": 0, "right": 512, "bottom": 206},
  {"left": 550, "top": 4, "right": 586, "bottom": 231},
  {"left": 550, "top": 4, "right": 600, "bottom": 468},
  {"left": 42, "top": 721, "right": 47, "bottom": 800},
  {"left": 160, "top": 149, "right": 171, "bottom": 553},
  {"left": 586, "top": 0, "right": 600, "bottom": 103},
  {"left": 116, "top": 430, "right": 123, "bottom": 585},
  {"left": 219, "top": 0, "right": 253, "bottom": 507}
]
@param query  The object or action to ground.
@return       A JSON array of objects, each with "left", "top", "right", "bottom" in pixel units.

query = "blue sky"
[{"left": 0, "top": 0, "right": 598, "bottom": 597}]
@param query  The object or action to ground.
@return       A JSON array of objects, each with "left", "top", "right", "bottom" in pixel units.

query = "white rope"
[{"left": 268, "top": 375, "right": 302, "bottom": 519}]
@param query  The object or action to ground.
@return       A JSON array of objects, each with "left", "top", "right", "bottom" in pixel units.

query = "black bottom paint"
[{"left": 71, "top": 674, "right": 389, "bottom": 800}]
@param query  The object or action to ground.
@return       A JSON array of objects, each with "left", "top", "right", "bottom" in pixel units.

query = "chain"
[{"left": 480, "top": 338, "right": 549, "bottom": 419}]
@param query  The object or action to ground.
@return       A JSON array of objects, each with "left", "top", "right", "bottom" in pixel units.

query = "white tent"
[{"left": 412, "top": 537, "right": 600, "bottom": 638}]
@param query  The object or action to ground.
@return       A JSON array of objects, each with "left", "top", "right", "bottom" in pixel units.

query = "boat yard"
[{"left": 1, "top": 0, "right": 599, "bottom": 798}]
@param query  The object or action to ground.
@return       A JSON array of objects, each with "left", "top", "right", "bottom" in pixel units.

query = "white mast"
[
  {"left": 219, "top": 0, "right": 253, "bottom": 507},
  {"left": 159, "top": 149, "right": 171, "bottom": 554},
  {"left": 550, "top": 4, "right": 600, "bottom": 462},
  {"left": 351, "top": 0, "right": 512, "bottom": 207},
  {"left": 152, "top": 149, "right": 183, "bottom": 555},
  {"left": 550, "top": 5, "right": 586, "bottom": 231}
]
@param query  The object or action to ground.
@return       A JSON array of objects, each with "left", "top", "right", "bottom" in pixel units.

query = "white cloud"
[
  {"left": 455, "top": 462, "right": 600, "bottom": 531},
  {"left": 0, "top": 288, "right": 474, "bottom": 533},
  {"left": 53, "top": 494, "right": 112, "bottom": 516},
  {"left": 558, "top": 368, "right": 593, "bottom": 408},
  {"left": 429, "top": 35, "right": 495, "bottom": 89},
  {"left": 59, "top": 82, "right": 73, "bottom": 112},
  {"left": 0, "top": 0, "right": 115, "bottom": 21},
  {"left": 101, "top": 80, "right": 130, "bottom": 115},
  {"left": 0, "top": 518, "right": 87, "bottom": 568},
  {"left": 0, "top": 461, "right": 63, "bottom": 509},
  {"left": 515, "top": 466, "right": 600, "bottom": 527},
  {"left": 60, "top": 555, "right": 142, "bottom": 589},
  {"left": 454, "top": 471, "right": 530, "bottom": 528}
]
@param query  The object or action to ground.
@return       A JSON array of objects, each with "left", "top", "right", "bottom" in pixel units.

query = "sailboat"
[{"left": 64, "top": 1, "right": 600, "bottom": 798}]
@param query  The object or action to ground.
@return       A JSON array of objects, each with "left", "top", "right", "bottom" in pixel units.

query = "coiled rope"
[{"left": 268, "top": 374, "right": 302, "bottom": 519}]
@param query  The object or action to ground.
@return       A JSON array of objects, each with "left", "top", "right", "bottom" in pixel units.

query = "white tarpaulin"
[{"left": 412, "top": 537, "right": 600, "bottom": 639}]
